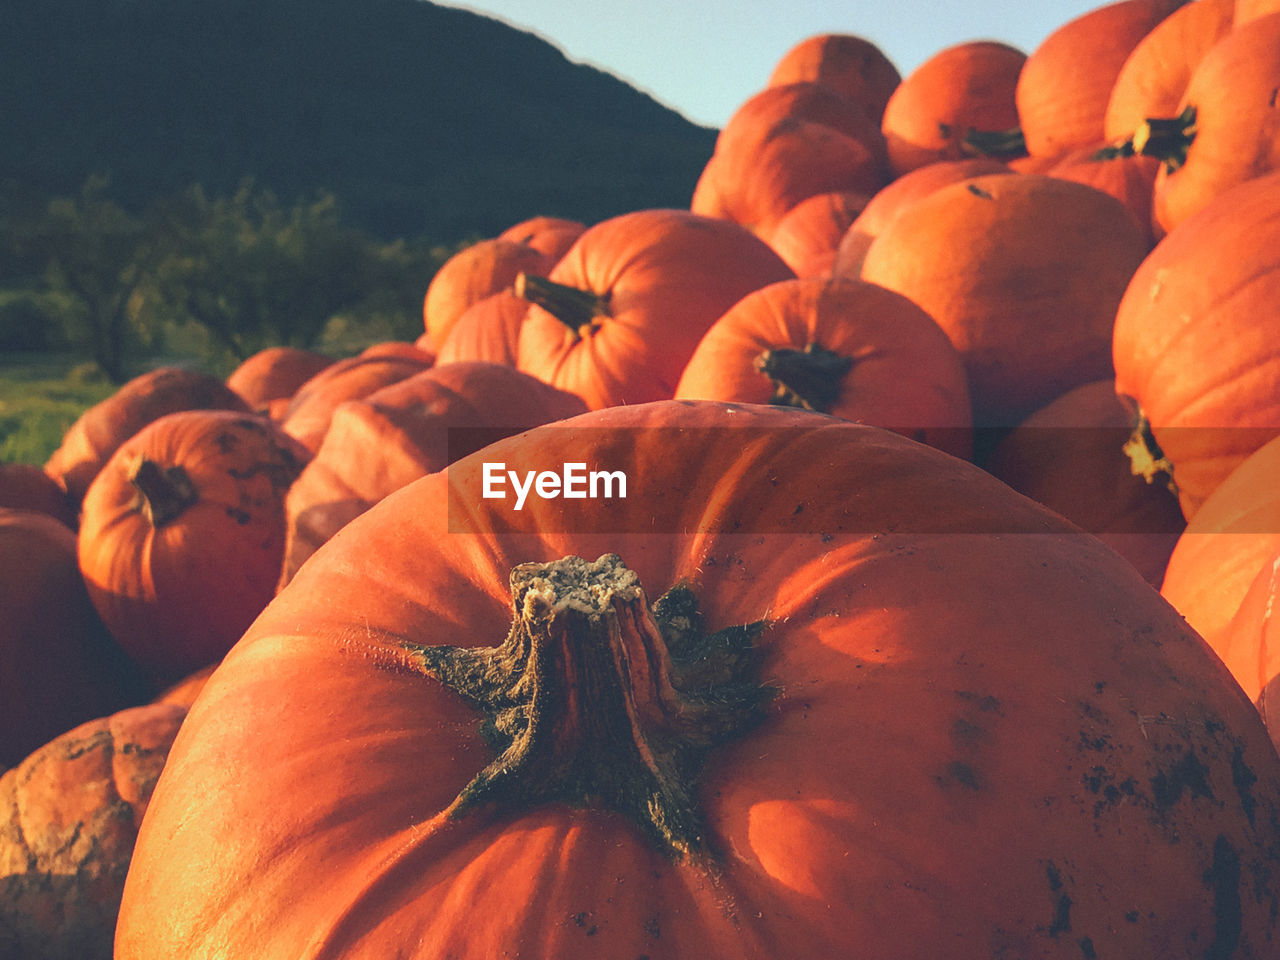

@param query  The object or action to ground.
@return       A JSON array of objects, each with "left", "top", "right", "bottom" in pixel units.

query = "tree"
[
  {"left": 143, "top": 181, "right": 446, "bottom": 361},
  {"left": 10, "top": 176, "right": 166, "bottom": 381}
]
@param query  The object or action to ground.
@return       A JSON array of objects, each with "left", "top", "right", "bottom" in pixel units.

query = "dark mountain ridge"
[{"left": 1, "top": 0, "right": 719, "bottom": 240}]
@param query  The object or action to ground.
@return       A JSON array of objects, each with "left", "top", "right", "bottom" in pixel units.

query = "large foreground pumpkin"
[{"left": 117, "top": 402, "right": 1280, "bottom": 959}]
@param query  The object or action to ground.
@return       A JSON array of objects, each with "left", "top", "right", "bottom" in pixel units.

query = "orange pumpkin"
[
  {"left": 434, "top": 289, "right": 528, "bottom": 367},
  {"left": 1145, "top": 11, "right": 1280, "bottom": 235},
  {"left": 0, "top": 509, "right": 149, "bottom": 769},
  {"left": 225, "top": 346, "right": 334, "bottom": 413},
  {"left": 515, "top": 209, "right": 794, "bottom": 409},
  {"left": 0, "top": 462, "right": 77, "bottom": 529},
  {"left": 423, "top": 238, "right": 551, "bottom": 347},
  {"left": 496, "top": 216, "right": 586, "bottom": 262},
  {"left": 0, "top": 701, "right": 187, "bottom": 960},
  {"left": 982, "top": 380, "right": 1185, "bottom": 586},
  {"left": 1112, "top": 170, "right": 1280, "bottom": 518},
  {"left": 279, "top": 349, "right": 434, "bottom": 453},
  {"left": 691, "top": 115, "right": 888, "bottom": 237},
  {"left": 1102, "top": 0, "right": 1236, "bottom": 142},
  {"left": 765, "top": 33, "right": 901, "bottom": 122},
  {"left": 116, "top": 400, "right": 1280, "bottom": 959},
  {"left": 1046, "top": 144, "right": 1160, "bottom": 249},
  {"left": 716, "top": 83, "right": 889, "bottom": 176},
  {"left": 280, "top": 362, "right": 588, "bottom": 585},
  {"left": 673, "top": 276, "right": 972, "bottom": 458},
  {"left": 880, "top": 40, "right": 1026, "bottom": 176},
  {"left": 77, "top": 410, "right": 309, "bottom": 684},
  {"left": 1158, "top": 433, "right": 1280, "bottom": 649},
  {"left": 1016, "top": 0, "right": 1188, "bottom": 159},
  {"left": 763, "top": 190, "right": 871, "bottom": 277},
  {"left": 860, "top": 173, "right": 1147, "bottom": 425},
  {"left": 44, "top": 367, "right": 250, "bottom": 508},
  {"left": 830, "top": 157, "right": 1010, "bottom": 277}
]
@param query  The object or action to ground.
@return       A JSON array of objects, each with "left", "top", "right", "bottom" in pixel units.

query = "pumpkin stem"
[
  {"left": 404, "top": 553, "right": 772, "bottom": 861},
  {"left": 514, "top": 272, "right": 611, "bottom": 337},
  {"left": 1093, "top": 106, "right": 1197, "bottom": 171},
  {"left": 755, "top": 343, "right": 854, "bottom": 413},
  {"left": 958, "top": 124, "right": 1027, "bottom": 158},
  {"left": 128, "top": 458, "right": 198, "bottom": 528},
  {"left": 1119, "top": 397, "right": 1178, "bottom": 497}
]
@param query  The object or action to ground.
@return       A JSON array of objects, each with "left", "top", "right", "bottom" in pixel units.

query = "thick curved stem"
[
  {"left": 404, "top": 553, "right": 771, "bottom": 861},
  {"left": 514, "top": 272, "right": 611, "bottom": 337},
  {"left": 755, "top": 343, "right": 854, "bottom": 413},
  {"left": 1093, "top": 106, "right": 1197, "bottom": 171},
  {"left": 1119, "top": 398, "right": 1178, "bottom": 497},
  {"left": 128, "top": 459, "right": 197, "bottom": 528}
]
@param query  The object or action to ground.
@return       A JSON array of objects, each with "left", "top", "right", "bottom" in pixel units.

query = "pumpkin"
[
  {"left": 280, "top": 362, "right": 588, "bottom": 585},
  {"left": 496, "top": 216, "right": 586, "bottom": 262},
  {"left": 673, "top": 276, "right": 972, "bottom": 458},
  {"left": 765, "top": 33, "right": 901, "bottom": 122},
  {"left": 1235, "top": 0, "right": 1280, "bottom": 25},
  {"left": 515, "top": 209, "right": 795, "bottom": 410},
  {"left": 763, "top": 190, "right": 871, "bottom": 277},
  {"left": 859, "top": 173, "right": 1148, "bottom": 425},
  {"left": 44, "top": 367, "right": 250, "bottom": 508},
  {"left": 691, "top": 115, "right": 889, "bottom": 238},
  {"left": 1102, "top": 0, "right": 1236, "bottom": 142},
  {"left": 423, "top": 239, "right": 551, "bottom": 348},
  {"left": 1046, "top": 144, "right": 1160, "bottom": 249},
  {"left": 0, "top": 509, "right": 148, "bottom": 769},
  {"left": 830, "top": 157, "right": 1010, "bottom": 277},
  {"left": 279, "top": 349, "right": 434, "bottom": 453},
  {"left": 1016, "top": 0, "right": 1188, "bottom": 159},
  {"left": 1217, "top": 550, "right": 1280, "bottom": 751},
  {"left": 0, "top": 702, "right": 186, "bottom": 960},
  {"left": 1111, "top": 169, "right": 1280, "bottom": 518},
  {"left": 224, "top": 346, "right": 334, "bottom": 414},
  {"left": 116, "top": 400, "right": 1280, "bottom": 958},
  {"left": 152, "top": 663, "right": 217, "bottom": 709},
  {"left": 879, "top": 40, "right": 1027, "bottom": 176},
  {"left": 1141, "top": 11, "right": 1280, "bottom": 235},
  {"left": 356, "top": 340, "right": 437, "bottom": 363},
  {"left": 434, "top": 290, "right": 527, "bottom": 367},
  {"left": 0, "top": 463, "right": 77, "bottom": 529},
  {"left": 77, "top": 410, "right": 309, "bottom": 684},
  {"left": 1158, "top": 433, "right": 1280, "bottom": 649},
  {"left": 982, "top": 380, "right": 1185, "bottom": 586},
  {"left": 715, "top": 83, "right": 890, "bottom": 174}
]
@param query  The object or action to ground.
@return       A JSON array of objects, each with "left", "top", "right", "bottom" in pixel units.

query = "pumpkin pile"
[{"left": 4, "top": 2, "right": 1280, "bottom": 957}]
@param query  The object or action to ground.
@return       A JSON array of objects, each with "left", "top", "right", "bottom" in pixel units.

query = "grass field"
[{"left": 0, "top": 355, "right": 125, "bottom": 464}]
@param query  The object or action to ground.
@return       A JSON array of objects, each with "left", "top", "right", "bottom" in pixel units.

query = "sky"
[{"left": 441, "top": 1, "right": 1113, "bottom": 129}]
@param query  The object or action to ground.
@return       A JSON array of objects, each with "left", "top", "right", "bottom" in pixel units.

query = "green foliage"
[
  {"left": 5, "top": 176, "right": 163, "bottom": 381},
  {"left": 1, "top": 177, "right": 453, "bottom": 382},
  {"left": 0, "top": 357, "right": 116, "bottom": 464},
  {"left": 139, "top": 181, "right": 448, "bottom": 366}
]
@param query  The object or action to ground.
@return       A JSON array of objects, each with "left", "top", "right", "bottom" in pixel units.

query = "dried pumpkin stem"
[
  {"left": 755, "top": 342, "right": 854, "bottom": 413},
  {"left": 959, "top": 125, "right": 1027, "bottom": 158},
  {"left": 1119, "top": 398, "right": 1178, "bottom": 497},
  {"left": 128, "top": 458, "right": 198, "bottom": 528},
  {"left": 1093, "top": 106, "right": 1197, "bottom": 171},
  {"left": 514, "top": 272, "right": 611, "bottom": 336},
  {"left": 404, "top": 553, "right": 771, "bottom": 861}
]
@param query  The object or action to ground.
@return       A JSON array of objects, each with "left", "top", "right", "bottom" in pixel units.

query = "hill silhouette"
[{"left": 0, "top": 0, "right": 719, "bottom": 240}]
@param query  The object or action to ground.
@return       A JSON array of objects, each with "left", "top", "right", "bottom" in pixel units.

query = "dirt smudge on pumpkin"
[
  {"left": 1150, "top": 750, "right": 1214, "bottom": 812},
  {"left": 1204, "top": 834, "right": 1243, "bottom": 960},
  {"left": 936, "top": 760, "right": 981, "bottom": 791},
  {"left": 1230, "top": 746, "right": 1258, "bottom": 827}
]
